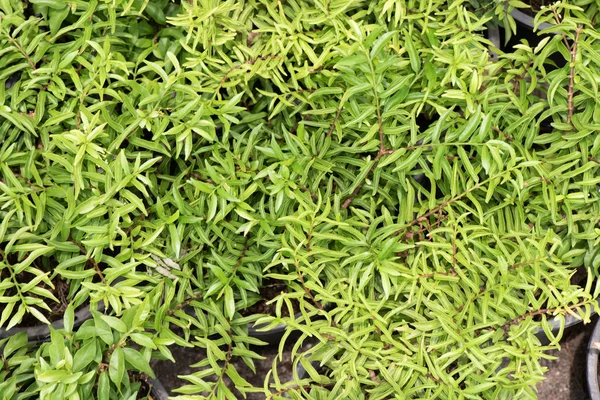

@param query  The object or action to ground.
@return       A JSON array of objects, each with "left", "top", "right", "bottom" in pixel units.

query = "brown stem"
[
  {"left": 215, "top": 56, "right": 280, "bottom": 93},
  {"left": 293, "top": 227, "right": 336, "bottom": 328},
  {"left": 0, "top": 23, "right": 36, "bottom": 70},
  {"left": 207, "top": 329, "right": 234, "bottom": 398},
  {"left": 552, "top": 9, "right": 572, "bottom": 53},
  {"left": 342, "top": 157, "right": 378, "bottom": 209},
  {"left": 502, "top": 308, "right": 553, "bottom": 337},
  {"left": 589, "top": 155, "right": 600, "bottom": 166},
  {"left": 296, "top": 266, "right": 326, "bottom": 314},
  {"left": 492, "top": 126, "right": 514, "bottom": 142},
  {"left": 327, "top": 108, "right": 342, "bottom": 137},
  {"left": 167, "top": 292, "right": 204, "bottom": 316},
  {"left": 501, "top": 300, "right": 588, "bottom": 338},
  {"left": 394, "top": 171, "right": 507, "bottom": 239},
  {"left": 69, "top": 237, "right": 106, "bottom": 284},
  {"left": 0, "top": 354, "right": 10, "bottom": 373},
  {"left": 341, "top": 149, "right": 395, "bottom": 209},
  {"left": 567, "top": 26, "right": 583, "bottom": 126},
  {"left": 427, "top": 373, "right": 444, "bottom": 384}
]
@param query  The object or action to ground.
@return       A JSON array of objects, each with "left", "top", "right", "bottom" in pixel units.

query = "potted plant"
[
  {"left": 0, "top": 303, "right": 168, "bottom": 399},
  {"left": 259, "top": 3, "right": 597, "bottom": 399},
  {"left": 161, "top": 1, "right": 599, "bottom": 399}
]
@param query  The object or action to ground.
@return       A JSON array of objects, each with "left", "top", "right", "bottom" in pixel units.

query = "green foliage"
[
  {"left": 1, "top": 0, "right": 600, "bottom": 399},
  {"left": 0, "top": 332, "right": 37, "bottom": 399},
  {"left": 0, "top": 302, "right": 161, "bottom": 400},
  {"left": 34, "top": 303, "right": 160, "bottom": 400}
]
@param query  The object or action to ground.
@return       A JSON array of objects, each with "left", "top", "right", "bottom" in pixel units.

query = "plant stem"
[
  {"left": 167, "top": 292, "right": 204, "bottom": 316},
  {"left": 552, "top": 9, "right": 572, "bottom": 52},
  {"left": 70, "top": 236, "right": 106, "bottom": 284},
  {"left": 567, "top": 25, "right": 583, "bottom": 126},
  {"left": 395, "top": 168, "right": 517, "bottom": 239},
  {"left": 589, "top": 155, "right": 600, "bottom": 166},
  {"left": 0, "top": 22, "right": 36, "bottom": 71},
  {"left": 207, "top": 328, "right": 233, "bottom": 399},
  {"left": 327, "top": 108, "right": 342, "bottom": 137},
  {"left": 496, "top": 300, "right": 590, "bottom": 338}
]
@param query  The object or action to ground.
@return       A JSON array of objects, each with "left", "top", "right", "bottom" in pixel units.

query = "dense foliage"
[{"left": 1, "top": 0, "right": 600, "bottom": 399}]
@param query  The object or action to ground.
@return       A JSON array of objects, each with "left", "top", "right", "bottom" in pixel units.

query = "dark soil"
[
  {"left": 536, "top": 315, "right": 596, "bottom": 399},
  {"left": 136, "top": 377, "right": 155, "bottom": 399},
  {"left": 241, "top": 280, "right": 299, "bottom": 318},
  {"left": 152, "top": 319, "right": 595, "bottom": 400},
  {"left": 151, "top": 338, "right": 317, "bottom": 399}
]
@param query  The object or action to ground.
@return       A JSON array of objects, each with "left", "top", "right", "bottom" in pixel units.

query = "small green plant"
[
  {"left": 0, "top": 301, "right": 163, "bottom": 400},
  {"left": 0, "top": 332, "right": 37, "bottom": 399},
  {"left": 34, "top": 304, "right": 161, "bottom": 400}
]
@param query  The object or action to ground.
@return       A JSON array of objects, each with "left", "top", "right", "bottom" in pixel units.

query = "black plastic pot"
[
  {"left": 295, "top": 359, "right": 321, "bottom": 380},
  {"left": 148, "top": 378, "right": 169, "bottom": 400},
  {"left": 0, "top": 303, "right": 95, "bottom": 343},
  {"left": 248, "top": 315, "right": 303, "bottom": 343},
  {"left": 183, "top": 304, "right": 304, "bottom": 344},
  {"left": 487, "top": 24, "right": 501, "bottom": 61},
  {"left": 587, "top": 317, "right": 600, "bottom": 400}
]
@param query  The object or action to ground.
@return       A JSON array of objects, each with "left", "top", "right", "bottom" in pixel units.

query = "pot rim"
[
  {"left": 0, "top": 303, "right": 96, "bottom": 342},
  {"left": 588, "top": 317, "right": 600, "bottom": 400},
  {"left": 148, "top": 378, "right": 169, "bottom": 400},
  {"left": 510, "top": 8, "right": 554, "bottom": 32},
  {"left": 247, "top": 312, "right": 305, "bottom": 338}
]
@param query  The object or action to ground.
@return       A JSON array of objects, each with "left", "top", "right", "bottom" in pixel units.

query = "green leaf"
[
  {"left": 49, "top": 6, "right": 70, "bottom": 36},
  {"left": 98, "top": 371, "right": 110, "bottom": 400},
  {"left": 392, "top": 148, "right": 423, "bottom": 172},
  {"left": 101, "top": 315, "right": 127, "bottom": 333},
  {"left": 377, "top": 149, "right": 407, "bottom": 168},
  {"left": 73, "top": 339, "right": 97, "bottom": 372},
  {"left": 130, "top": 333, "right": 157, "bottom": 350},
  {"left": 224, "top": 285, "right": 235, "bottom": 319},
  {"left": 405, "top": 33, "right": 420, "bottom": 73},
  {"left": 63, "top": 304, "right": 74, "bottom": 334},
  {"left": 123, "top": 348, "right": 155, "bottom": 378},
  {"left": 3, "top": 332, "right": 27, "bottom": 358},
  {"left": 370, "top": 31, "right": 396, "bottom": 59},
  {"left": 109, "top": 347, "right": 124, "bottom": 389}
]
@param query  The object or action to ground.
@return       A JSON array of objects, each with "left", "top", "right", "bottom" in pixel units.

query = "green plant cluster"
[
  {"left": 1, "top": 0, "right": 600, "bottom": 399},
  {"left": 0, "top": 301, "right": 162, "bottom": 400}
]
